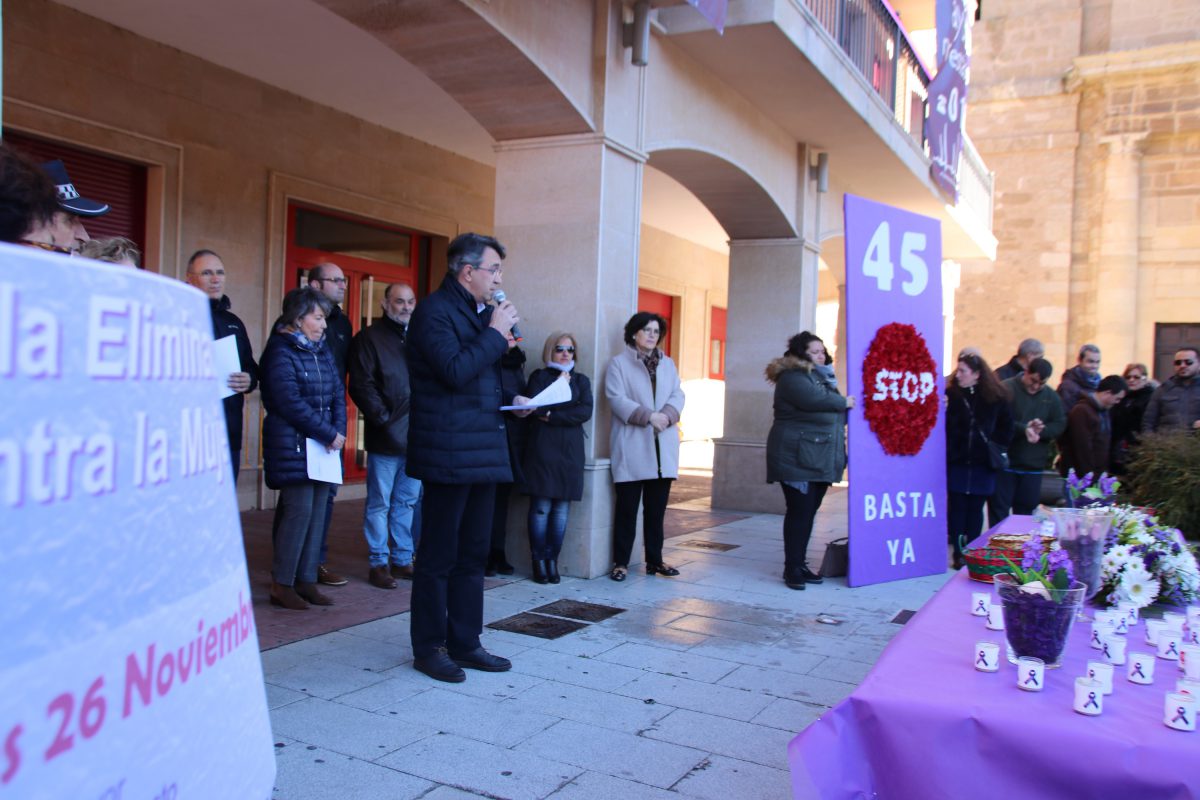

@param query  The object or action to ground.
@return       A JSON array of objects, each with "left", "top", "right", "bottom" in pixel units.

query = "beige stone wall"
[
  {"left": 637, "top": 224, "right": 728, "bottom": 382},
  {"left": 4, "top": 0, "right": 496, "bottom": 505},
  {"left": 959, "top": 0, "right": 1199, "bottom": 379},
  {"left": 954, "top": 1, "right": 1083, "bottom": 371}
]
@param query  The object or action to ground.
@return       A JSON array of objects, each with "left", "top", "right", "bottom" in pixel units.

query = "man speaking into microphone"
[{"left": 405, "top": 232, "right": 532, "bottom": 683}]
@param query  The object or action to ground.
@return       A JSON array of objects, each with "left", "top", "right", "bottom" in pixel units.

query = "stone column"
[
  {"left": 493, "top": 133, "right": 645, "bottom": 578},
  {"left": 711, "top": 238, "right": 819, "bottom": 513},
  {"left": 1095, "top": 132, "right": 1148, "bottom": 368}
]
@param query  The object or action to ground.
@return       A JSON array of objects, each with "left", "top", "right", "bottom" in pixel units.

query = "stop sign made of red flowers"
[{"left": 861, "top": 322, "right": 939, "bottom": 456}]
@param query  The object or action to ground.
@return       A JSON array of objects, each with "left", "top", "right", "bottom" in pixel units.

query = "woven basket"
[{"left": 964, "top": 533, "right": 1057, "bottom": 584}]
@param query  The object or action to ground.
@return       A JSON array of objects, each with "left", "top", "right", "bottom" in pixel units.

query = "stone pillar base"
[{"left": 712, "top": 440, "right": 785, "bottom": 514}]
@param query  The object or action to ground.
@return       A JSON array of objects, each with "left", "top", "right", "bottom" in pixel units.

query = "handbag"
[
  {"left": 962, "top": 395, "right": 1008, "bottom": 471},
  {"left": 820, "top": 537, "right": 849, "bottom": 578}
]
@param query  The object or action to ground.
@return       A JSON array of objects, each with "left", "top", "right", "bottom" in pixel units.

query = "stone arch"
[{"left": 646, "top": 147, "right": 797, "bottom": 240}]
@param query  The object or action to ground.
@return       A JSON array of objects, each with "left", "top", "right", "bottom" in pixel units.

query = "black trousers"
[
  {"left": 612, "top": 478, "right": 673, "bottom": 567},
  {"left": 781, "top": 482, "right": 829, "bottom": 572},
  {"left": 948, "top": 491, "right": 987, "bottom": 557},
  {"left": 410, "top": 481, "right": 496, "bottom": 659},
  {"left": 988, "top": 470, "right": 1043, "bottom": 527},
  {"left": 490, "top": 482, "right": 513, "bottom": 555}
]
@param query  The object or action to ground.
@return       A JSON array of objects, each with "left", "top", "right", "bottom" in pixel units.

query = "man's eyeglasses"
[
  {"left": 555, "top": 345, "right": 575, "bottom": 353},
  {"left": 471, "top": 264, "right": 502, "bottom": 276},
  {"left": 1177, "top": 359, "right": 1196, "bottom": 366}
]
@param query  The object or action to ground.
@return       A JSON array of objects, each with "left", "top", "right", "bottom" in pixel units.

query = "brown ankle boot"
[
  {"left": 295, "top": 582, "right": 334, "bottom": 606},
  {"left": 270, "top": 582, "right": 309, "bottom": 610}
]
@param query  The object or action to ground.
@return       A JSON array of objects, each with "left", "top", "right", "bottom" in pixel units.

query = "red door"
[
  {"left": 637, "top": 288, "right": 675, "bottom": 359},
  {"left": 709, "top": 306, "right": 727, "bottom": 380},
  {"left": 286, "top": 204, "right": 430, "bottom": 482}
]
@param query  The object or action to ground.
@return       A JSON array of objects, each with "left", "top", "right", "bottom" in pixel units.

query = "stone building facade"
[{"left": 962, "top": 0, "right": 1200, "bottom": 379}]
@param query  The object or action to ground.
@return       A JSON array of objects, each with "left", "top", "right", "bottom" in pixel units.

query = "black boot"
[
  {"left": 546, "top": 559, "right": 560, "bottom": 584},
  {"left": 532, "top": 559, "right": 548, "bottom": 584},
  {"left": 484, "top": 553, "right": 497, "bottom": 578},
  {"left": 798, "top": 564, "right": 823, "bottom": 584},
  {"left": 783, "top": 568, "right": 806, "bottom": 591}
]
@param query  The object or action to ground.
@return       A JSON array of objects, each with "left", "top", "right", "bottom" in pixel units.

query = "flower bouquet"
[
  {"left": 996, "top": 537, "right": 1086, "bottom": 667},
  {"left": 1099, "top": 505, "right": 1200, "bottom": 609},
  {"left": 1065, "top": 469, "right": 1119, "bottom": 509}
]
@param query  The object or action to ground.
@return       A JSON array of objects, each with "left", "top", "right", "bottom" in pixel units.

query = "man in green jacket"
[{"left": 989, "top": 359, "right": 1065, "bottom": 523}]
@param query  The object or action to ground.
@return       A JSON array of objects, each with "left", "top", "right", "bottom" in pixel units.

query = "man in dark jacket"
[
  {"left": 307, "top": 262, "right": 352, "bottom": 586},
  {"left": 348, "top": 283, "right": 421, "bottom": 590},
  {"left": 1144, "top": 346, "right": 1200, "bottom": 433},
  {"left": 990, "top": 358, "right": 1064, "bottom": 523},
  {"left": 995, "top": 338, "right": 1044, "bottom": 382},
  {"left": 1058, "top": 344, "right": 1101, "bottom": 412},
  {"left": 186, "top": 250, "right": 258, "bottom": 482},
  {"left": 406, "top": 232, "right": 527, "bottom": 683},
  {"left": 1060, "top": 375, "right": 1127, "bottom": 479}
]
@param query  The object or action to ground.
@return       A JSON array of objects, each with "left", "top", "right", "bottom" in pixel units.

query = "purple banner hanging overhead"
[
  {"left": 685, "top": 0, "right": 727, "bottom": 34},
  {"left": 843, "top": 195, "right": 946, "bottom": 587},
  {"left": 927, "top": 0, "right": 970, "bottom": 202}
]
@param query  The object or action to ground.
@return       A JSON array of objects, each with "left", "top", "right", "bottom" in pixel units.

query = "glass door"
[{"left": 285, "top": 204, "right": 430, "bottom": 482}]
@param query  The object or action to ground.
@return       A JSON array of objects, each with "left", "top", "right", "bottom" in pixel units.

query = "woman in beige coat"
[{"left": 605, "top": 311, "right": 686, "bottom": 581}]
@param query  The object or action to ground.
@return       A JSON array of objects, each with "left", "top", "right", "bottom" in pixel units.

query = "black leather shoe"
[
  {"left": 783, "top": 570, "right": 806, "bottom": 591},
  {"left": 799, "top": 565, "right": 823, "bottom": 584},
  {"left": 546, "top": 559, "right": 560, "bottom": 584},
  {"left": 532, "top": 559, "right": 548, "bottom": 584},
  {"left": 413, "top": 648, "right": 466, "bottom": 683},
  {"left": 646, "top": 562, "right": 680, "bottom": 577},
  {"left": 450, "top": 647, "right": 512, "bottom": 672},
  {"left": 484, "top": 555, "right": 497, "bottom": 578}
]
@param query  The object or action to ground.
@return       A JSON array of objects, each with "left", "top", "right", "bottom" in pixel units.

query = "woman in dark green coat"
[{"left": 765, "top": 332, "right": 854, "bottom": 590}]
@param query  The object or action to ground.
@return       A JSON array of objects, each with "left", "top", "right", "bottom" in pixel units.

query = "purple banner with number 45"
[{"left": 843, "top": 195, "right": 946, "bottom": 587}]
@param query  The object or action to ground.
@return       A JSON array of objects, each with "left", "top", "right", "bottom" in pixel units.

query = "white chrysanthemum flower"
[
  {"left": 1116, "top": 565, "right": 1160, "bottom": 609},
  {"left": 1108, "top": 544, "right": 1134, "bottom": 562},
  {"left": 1129, "top": 531, "right": 1154, "bottom": 546}
]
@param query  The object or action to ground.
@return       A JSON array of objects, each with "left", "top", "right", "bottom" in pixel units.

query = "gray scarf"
[{"left": 813, "top": 363, "right": 839, "bottom": 392}]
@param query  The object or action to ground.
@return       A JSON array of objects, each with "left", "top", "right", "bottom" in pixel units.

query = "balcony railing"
[
  {"left": 802, "top": 0, "right": 994, "bottom": 233},
  {"left": 803, "top": 0, "right": 930, "bottom": 141}
]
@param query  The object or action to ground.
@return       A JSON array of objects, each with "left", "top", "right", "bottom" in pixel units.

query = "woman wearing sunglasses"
[{"left": 521, "top": 332, "right": 594, "bottom": 583}]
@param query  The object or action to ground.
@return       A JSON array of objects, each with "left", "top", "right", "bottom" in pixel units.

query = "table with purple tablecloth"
[{"left": 788, "top": 516, "right": 1199, "bottom": 800}]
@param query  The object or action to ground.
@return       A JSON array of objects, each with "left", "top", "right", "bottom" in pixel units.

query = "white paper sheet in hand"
[
  {"left": 500, "top": 374, "right": 571, "bottom": 410},
  {"left": 306, "top": 438, "right": 344, "bottom": 483},
  {"left": 212, "top": 334, "right": 241, "bottom": 399}
]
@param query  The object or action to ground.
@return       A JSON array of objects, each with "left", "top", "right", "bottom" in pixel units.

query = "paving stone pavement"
[{"left": 266, "top": 495, "right": 953, "bottom": 799}]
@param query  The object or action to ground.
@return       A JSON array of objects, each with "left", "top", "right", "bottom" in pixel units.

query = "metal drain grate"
[
  {"left": 676, "top": 540, "right": 740, "bottom": 552},
  {"left": 486, "top": 612, "right": 590, "bottom": 639},
  {"left": 530, "top": 600, "right": 626, "bottom": 623},
  {"left": 890, "top": 610, "right": 917, "bottom": 625}
]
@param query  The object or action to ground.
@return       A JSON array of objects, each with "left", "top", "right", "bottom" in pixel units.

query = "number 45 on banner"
[{"left": 861, "top": 222, "right": 929, "bottom": 297}]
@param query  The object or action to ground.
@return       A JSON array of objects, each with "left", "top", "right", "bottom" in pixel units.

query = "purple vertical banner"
[
  {"left": 844, "top": 195, "right": 945, "bottom": 587},
  {"left": 927, "top": 0, "right": 970, "bottom": 202}
]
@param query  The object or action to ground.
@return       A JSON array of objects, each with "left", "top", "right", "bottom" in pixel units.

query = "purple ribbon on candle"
[
  {"left": 976, "top": 650, "right": 988, "bottom": 666},
  {"left": 1102, "top": 641, "right": 1111, "bottom": 659},
  {"left": 1024, "top": 669, "right": 1039, "bottom": 687},
  {"left": 1168, "top": 642, "right": 1180, "bottom": 657},
  {"left": 1084, "top": 692, "right": 1099, "bottom": 709},
  {"left": 1132, "top": 662, "right": 1146, "bottom": 679},
  {"left": 975, "top": 600, "right": 986, "bottom": 613},
  {"left": 1172, "top": 706, "right": 1189, "bottom": 725}
]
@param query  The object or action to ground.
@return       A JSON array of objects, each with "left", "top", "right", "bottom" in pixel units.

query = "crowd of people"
[
  {"left": 943, "top": 339, "right": 1200, "bottom": 569},
  {"left": 6, "top": 141, "right": 1198, "bottom": 676}
]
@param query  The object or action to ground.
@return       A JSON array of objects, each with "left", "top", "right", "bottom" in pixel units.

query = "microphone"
[{"left": 491, "top": 290, "right": 523, "bottom": 341}]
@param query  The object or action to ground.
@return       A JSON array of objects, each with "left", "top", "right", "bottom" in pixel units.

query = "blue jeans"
[
  {"left": 527, "top": 496, "right": 570, "bottom": 560},
  {"left": 363, "top": 452, "right": 422, "bottom": 567}
]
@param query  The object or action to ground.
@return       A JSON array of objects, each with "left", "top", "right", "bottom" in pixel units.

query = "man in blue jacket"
[{"left": 407, "top": 232, "right": 527, "bottom": 682}]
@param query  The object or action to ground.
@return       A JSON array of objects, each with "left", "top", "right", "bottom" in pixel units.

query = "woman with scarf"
[
  {"left": 765, "top": 332, "right": 854, "bottom": 590},
  {"left": 605, "top": 312, "right": 686, "bottom": 582},
  {"left": 521, "top": 332, "right": 594, "bottom": 583},
  {"left": 260, "top": 286, "right": 347, "bottom": 610},
  {"left": 945, "top": 352, "right": 1012, "bottom": 570}
]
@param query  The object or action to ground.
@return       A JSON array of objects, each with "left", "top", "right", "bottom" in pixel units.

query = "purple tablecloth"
[{"left": 789, "top": 516, "right": 1199, "bottom": 800}]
